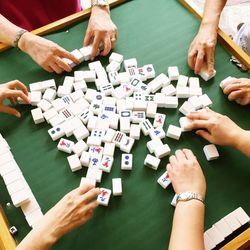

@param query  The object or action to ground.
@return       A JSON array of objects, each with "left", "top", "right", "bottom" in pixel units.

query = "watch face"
[
  {"left": 181, "top": 193, "right": 191, "bottom": 199},
  {"left": 98, "top": 0, "right": 108, "bottom": 5}
]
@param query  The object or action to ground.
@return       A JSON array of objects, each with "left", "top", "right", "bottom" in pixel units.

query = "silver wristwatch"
[
  {"left": 91, "top": 0, "right": 109, "bottom": 7},
  {"left": 176, "top": 192, "right": 205, "bottom": 205}
]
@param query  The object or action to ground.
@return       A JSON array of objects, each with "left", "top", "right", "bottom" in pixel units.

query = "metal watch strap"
[
  {"left": 91, "top": 0, "right": 109, "bottom": 7},
  {"left": 176, "top": 192, "right": 205, "bottom": 205},
  {"left": 13, "top": 29, "right": 28, "bottom": 48}
]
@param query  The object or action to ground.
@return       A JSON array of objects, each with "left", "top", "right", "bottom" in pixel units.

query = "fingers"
[
  {"left": 50, "top": 63, "right": 63, "bottom": 74},
  {"left": 110, "top": 31, "right": 118, "bottom": 49},
  {"left": 196, "top": 130, "right": 213, "bottom": 142},
  {"left": 169, "top": 155, "right": 178, "bottom": 166},
  {"left": 223, "top": 83, "right": 242, "bottom": 95},
  {"left": 166, "top": 163, "right": 173, "bottom": 173},
  {"left": 228, "top": 90, "right": 244, "bottom": 102},
  {"left": 55, "top": 57, "right": 72, "bottom": 73},
  {"left": 187, "top": 120, "right": 211, "bottom": 131},
  {"left": 0, "top": 105, "right": 21, "bottom": 118},
  {"left": 188, "top": 47, "right": 197, "bottom": 70},
  {"left": 182, "top": 149, "right": 195, "bottom": 160},
  {"left": 2, "top": 90, "right": 30, "bottom": 104},
  {"left": 8, "top": 97, "right": 15, "bottom": 105},
  {"left": 81, "top": 188, "right": 101, "bottom": 204},
  {"left": 78, "top": 184, "right": 96, "bottom": 195},
  {"left": 205, "top": 42, "right": 215, "bottom": 76},
  {"left": 187, "top": 110, "right": 211, "bottom": 121},
  {"left": 84, "top": 29, "right": 93, "bottom": 47},
  {"left": 91, "top": 34, "right": 102, "bottom": 61},
  {"left": 84, "top": 200, "right": 99, "bottom": 211},
  {"left": 100, "top": 37, "right": 111, "bottom": 56},
  {"left": 7, "top": 80, "right": 28, "bottom": 96},
  {"left": 237, "top": 97, "right": 250, "bottom": 106},
  {"left": 194, "top": 49, "right": 205, "bottom": 74},
  {"left": 58, "top": 49, "right": 80, "bottom": 65},
  {"left": 43, "top": 65, "right": 54, "bottom": 73},
  {"left": 175, "top": 149, "right": 186, "bottom": 162}
]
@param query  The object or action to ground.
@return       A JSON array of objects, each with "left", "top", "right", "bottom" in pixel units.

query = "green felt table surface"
[{"left": 0, "top": 0, "right": 250, "bottom": 249}]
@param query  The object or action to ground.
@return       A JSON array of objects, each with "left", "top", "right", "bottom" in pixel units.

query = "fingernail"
[{"left": 16, "top": 113, "right": 21, "bottom": 118}]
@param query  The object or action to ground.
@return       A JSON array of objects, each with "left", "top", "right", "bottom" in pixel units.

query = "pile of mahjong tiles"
[{"left": 25, "top": 51, "right": 222, "bottom": 207}]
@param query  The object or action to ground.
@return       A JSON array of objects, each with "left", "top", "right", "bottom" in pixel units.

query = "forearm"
[
  {"left": 0, "top": 14, "right": 24, "bottom": 46},
  {"left": 200, "top": 0, "right": 227, "bottom": 30},
  {"left": 16, "top": 212, "right": 59, "bottom": 250},
  {"left": 234, "top": 130, "right": 250, "bottom": 158},
  {"left": 168, "top": 201, "right": 205, "bottom": 250},
  {"left": 16, "top": 228, "right": 56, "bottom": 250}
]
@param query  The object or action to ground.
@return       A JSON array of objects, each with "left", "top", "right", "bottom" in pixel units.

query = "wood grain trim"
[
  {"left": 220, "top": 228, "right": 250, "bottom": 250},
  {"left": 0, "top": 205, "right": 16, "bottom": 250}
]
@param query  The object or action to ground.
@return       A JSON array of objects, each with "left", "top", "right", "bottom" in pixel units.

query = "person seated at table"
[
  {"left": 0, "top": 0, "right": 117, "bottom": 74},
  {"left": 188, "top": 0, "right": 250, "bottom": 106},
  {"left": 16, "top": 184, "right": 101, "bottom": 250},
  {"left": 186, "top": 108, "right": 250, "bottom": 158}
]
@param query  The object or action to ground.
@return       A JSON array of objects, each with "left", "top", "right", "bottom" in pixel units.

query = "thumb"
[{"left": 0, "top": 105, "right": 21, "bottom": 118}]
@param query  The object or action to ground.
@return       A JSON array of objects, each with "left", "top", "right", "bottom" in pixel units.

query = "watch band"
[
  {"left": 13, "top": 29, "right": 28, "bottom": 48},
  {"left": 176, "top": 192, "right": 205, "bottom": 205},
  {"left": 91, "top": 0, "right": 109, "bottom": 8}
]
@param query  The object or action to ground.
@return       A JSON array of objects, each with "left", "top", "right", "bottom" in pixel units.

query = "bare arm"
[
  {"left": 0, "top": 14, "right": 79, "bottom": 74},
  {"left": 201, "top": 0, "right": 227, "bottom": 30},
  {"left": 169, "top": 201, "right": 205, "bottom": 250},
  {"left": 0, "top": 14, "right": 21, "bottom": 46},
  {"left": 17, "top": 185, "right": 100, "bottom": 250},
  {"left": 234, "top": 130, "right": 250, "bottom": 158},
  {"left": 188, "top": 0, "right": 227, "bottom": 75},
  {"left": 167, "top": 149, "right": 206, "bottom": 250}
]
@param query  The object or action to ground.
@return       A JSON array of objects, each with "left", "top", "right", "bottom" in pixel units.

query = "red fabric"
[{"left": 0, "top": 1, "right": 82, "bottom": 31}]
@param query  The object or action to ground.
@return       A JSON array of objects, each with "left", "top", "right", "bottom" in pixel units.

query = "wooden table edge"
[
  {"left": 220, "top": 227, "right": 250, "bottom": 250},
  {"left": 179, "top": 0, "right": 250, "bottom": 70},
  {"left": 0, "top": 205, "right": 16, "bottom": 250}
]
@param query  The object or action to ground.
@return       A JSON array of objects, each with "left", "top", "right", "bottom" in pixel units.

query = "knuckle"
[{"left": 51, "top": 46, "right": 60, "bottom": 54}]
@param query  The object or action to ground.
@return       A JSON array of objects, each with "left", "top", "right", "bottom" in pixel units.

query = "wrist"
[
  {"left": 233, "top": 130, "right": 250, "bottom": 151},
  {"left": 176, "top": 191, "right": 205, "bottom": 206},
  {"left": 18, "top": 32, "right": 33, "bottom": 53},
  {"left": 91, "top": 5, "right": 110, "bottom": 15},
  {"left": 199, "top": 21, "right": 218, "bottom": 36},
  {"left": 176, "top": 199, "right": 205, "bottom": 208}
]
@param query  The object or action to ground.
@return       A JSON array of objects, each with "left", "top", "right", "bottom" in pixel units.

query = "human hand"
[
  {"left": 186, "top": 108, "right": 245, "bottom": 148},
  {"left": 18, "top": 32, "right": 80, "bottom": 74},
  {"left": 0, "top": 80, "right": 29, "bottom": 117},
  {"left": 167, "top": 149, "right": 206, "bottom": 197},
  {"left": 40, "top": 184, "right": 101, "bottom": 243},
  {"left": 222, "top": 78, "right": 250, "bottom": 106},
  {"left": 84, "top": 7, "right": 118, "bottom": 60},
  {"left": 188, "top": 25, "right": 217, "bottom": 76}
]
